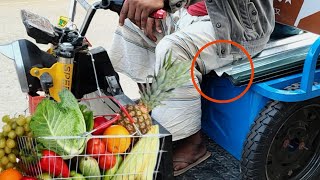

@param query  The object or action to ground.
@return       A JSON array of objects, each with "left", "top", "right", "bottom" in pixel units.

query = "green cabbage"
[{"left": 30, "top": 89, "right": 86, "bottom": 158}]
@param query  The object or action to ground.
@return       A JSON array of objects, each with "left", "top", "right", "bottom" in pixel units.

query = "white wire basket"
[{"left": 17, "top": 96, "right": 170, "bottom": 180}]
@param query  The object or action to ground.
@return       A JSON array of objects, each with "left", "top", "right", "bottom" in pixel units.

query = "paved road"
[{"left": 0, "top": 0, "right": 139, "bottom": 123}]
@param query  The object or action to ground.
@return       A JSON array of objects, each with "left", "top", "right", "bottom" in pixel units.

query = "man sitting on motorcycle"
[{"left": 109, "top": 0, "right": 275, "bottom": 176}]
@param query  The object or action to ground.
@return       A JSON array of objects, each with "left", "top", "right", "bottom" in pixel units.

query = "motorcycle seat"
[{"left": 212, "top": 33, "right": 320, "bottom": 86}]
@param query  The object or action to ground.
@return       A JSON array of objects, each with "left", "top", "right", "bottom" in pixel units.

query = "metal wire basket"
[{"left": 17, "top": 96, "right": 170, "bottom": 180}]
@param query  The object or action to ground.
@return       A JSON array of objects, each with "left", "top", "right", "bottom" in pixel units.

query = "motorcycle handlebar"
[
  {"left": 78, "top": 0, "right": 166, "bottom": 36},
  {"left": 75, "top": 0, "right": 91, "bottom": 11},
  {"left": 101, "top": 0, "right": 166, "bottom": 19},
  {"left": 101, "top": 0, "right": 109, "bottom": 6}
]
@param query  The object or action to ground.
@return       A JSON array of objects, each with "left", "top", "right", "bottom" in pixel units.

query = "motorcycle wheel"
[{"left": 241, "top": 87, "right": 320, "bottom": 180}]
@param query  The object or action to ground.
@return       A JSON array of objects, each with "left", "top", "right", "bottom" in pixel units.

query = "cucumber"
[
  {"left": 103, "top": 155, "right": 123, "bottom": 180},
  {"left": 79, "top": 157, "right": 101, "bottom": 180}
]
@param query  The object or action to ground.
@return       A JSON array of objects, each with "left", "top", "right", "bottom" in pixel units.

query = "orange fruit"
[
  {"left": 103, "top": 125, "right": 131, "bottom": 153},
  {"left": 0, "top": 168, "right": 23, "bottom": 180}
]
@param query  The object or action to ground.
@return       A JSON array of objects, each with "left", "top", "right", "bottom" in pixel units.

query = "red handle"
[
  {"left": 92, "top": 114, "right": 120, "bottom": 133},
  {"left": 81, "top": 96, "right": 136, "bottom": 125},
  {"left": 150, "top": 9, "right": 166, "bottom": 19}
]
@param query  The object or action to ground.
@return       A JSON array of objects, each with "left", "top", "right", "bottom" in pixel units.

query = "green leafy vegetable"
[
  {"left": 79, "top": 104, "right": 94, "bottom": 132},
  {"left": 30, "top": 89, "right": 86, "bottom": 159}
]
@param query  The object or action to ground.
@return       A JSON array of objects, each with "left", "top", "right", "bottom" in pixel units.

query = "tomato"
[
  {"left": 86, "top": 139, "right": 106, "bottom": 158},
  {"left": 98, "top": 153, "right": 117, "bottom": 170},
  {"left": 92, "top": 116, "right": 108, "bottom": 135},
  {"left": 40, "top": 150, "right": 70, "bottom": 178}
]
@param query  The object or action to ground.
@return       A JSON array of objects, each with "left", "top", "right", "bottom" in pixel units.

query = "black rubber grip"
[{"left": 101, "top": 0, "right": 109, "bottom": 6}]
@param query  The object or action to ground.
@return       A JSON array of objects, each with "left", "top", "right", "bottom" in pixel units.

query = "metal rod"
[
  {"left": 301, "top": 37, "right": 320, "bottom": 93},
  {"left": 79, "top": 5, "right": 97, "bottom": 36},
  {"left": 75, "top": 0, "right": 91, "bottom": 11},
  {"left": 69, "top": 0, "right": 77, "bottom": 22},
  {"left": 88, "top": 51, "right": 102, "bottom": 97}
]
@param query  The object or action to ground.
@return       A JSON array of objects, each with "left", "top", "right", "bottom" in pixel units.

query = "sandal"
[{"left": 173, "top": 151, "right": 211, "bottom": 176}]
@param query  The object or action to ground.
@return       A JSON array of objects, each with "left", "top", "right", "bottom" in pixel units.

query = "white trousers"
[{"left": 109, "top": 9, "right": 235, "bottom": 141}]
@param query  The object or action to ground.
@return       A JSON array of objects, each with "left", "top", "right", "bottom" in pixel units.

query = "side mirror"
[{"left": 21, "top": 10, "right": 59, "bottom": 44}]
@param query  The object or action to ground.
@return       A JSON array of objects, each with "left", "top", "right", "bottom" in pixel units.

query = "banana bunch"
[{"left": 113, "top": 125, "right": 160, "bottom": 180}]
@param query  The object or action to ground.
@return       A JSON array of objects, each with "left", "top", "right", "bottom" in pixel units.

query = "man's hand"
[
  {"left": 119, "top": 0, "right": 164, "bottom": 30},
  {"left": 145, "top": 18, "right": 162, "bottom": 42}
]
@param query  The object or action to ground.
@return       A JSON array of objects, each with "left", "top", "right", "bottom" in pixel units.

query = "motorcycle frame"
[{"left": 68, "top": 0, "right": 112, "bottom": 36}]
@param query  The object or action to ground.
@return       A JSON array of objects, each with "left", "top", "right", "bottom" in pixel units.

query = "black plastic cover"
[
  {"left": 18, "top": 39, "right": 57, "bottom": 95},
  {"left": 71, "top": 47, "right": 121, "bottom": 99}
]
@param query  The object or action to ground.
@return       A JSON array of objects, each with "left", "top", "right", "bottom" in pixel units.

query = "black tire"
[{"left": 240, "top": 97, "right": 320, "bottom": 180}]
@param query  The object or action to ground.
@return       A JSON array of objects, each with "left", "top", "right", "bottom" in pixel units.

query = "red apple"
[{"left": 92, "top": 116, "right": 108, "bottom": 135}]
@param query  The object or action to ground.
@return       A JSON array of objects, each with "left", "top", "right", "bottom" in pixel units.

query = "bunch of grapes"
[{"left": 0, "top": 115, "right": 32, "bottom": 172}]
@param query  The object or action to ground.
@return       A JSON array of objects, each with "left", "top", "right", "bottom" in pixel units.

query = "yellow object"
[
  {"left": 30, "top": 62, "right": 74, "bottom": 102},
  {"left": 103, "top": 125, "right": 131, "bottom": 153},
  {"left": 47, "top": 44, "right": 55, "bottom": 55},
  {"left": 113, "top": 125, "right": 160, "bottom": 180},
  {"left": 0, "top": 168, "right": 23, "bottom": 180},
  {"left": 58, "top": 16, "right": 69, "bottom": 28},
  {"left": 47, "top": 47, "right": 54, "bottom": 54}
]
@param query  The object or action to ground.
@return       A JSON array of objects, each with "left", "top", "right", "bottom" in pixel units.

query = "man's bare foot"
[{"left": 173, "top": 131, "right": 208, "bottom": 173}]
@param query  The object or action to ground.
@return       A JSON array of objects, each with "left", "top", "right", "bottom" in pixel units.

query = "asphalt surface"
[{"left": 176, "top": 136, "right": 241, "bottom": 180}]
